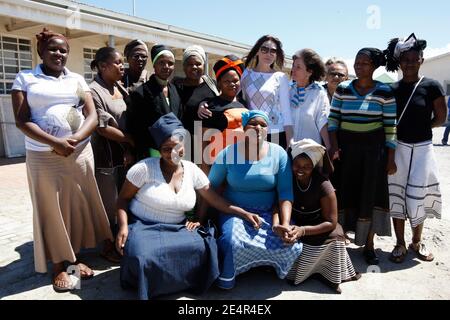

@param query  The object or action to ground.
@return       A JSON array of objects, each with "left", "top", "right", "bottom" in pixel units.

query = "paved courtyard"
[{"left": 1, "top": 127, "right": 450, "bottom": 300}]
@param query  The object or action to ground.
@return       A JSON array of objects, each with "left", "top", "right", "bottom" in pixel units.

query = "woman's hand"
[
  {"left": 386, "top": 148, "right": 397, "bottom": 175},
  {"left": 386, "top": 158, "right": 397, "bottom": 175},
  {"left": 272, "top": 224, "right": 289, "bottom": 240},
  {"left": 197, "top": 101, "right": 212, "bottom": 119},
  {"left": 185, "top": 220, "right": 201, "bottom": 231},
  {"left": 116, "top": 225, "right": 129, "bottom": 255},
  {"left": 272, "top": 224, "right": 300, "bottom": 244},
  {"left": 244, "top": 212, "right": 261, "bottom": 229},
  {"left": 328, "top": 146, "right": 340, "bottom": 161},
  {"left": 285, "top": 226, "right": 304, "bottom": 244},
  {"left": 51, "top": 137, "right": 77, "bottom": 157}
]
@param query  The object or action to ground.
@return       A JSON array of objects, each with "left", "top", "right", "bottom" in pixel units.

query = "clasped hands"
[{"left": 272, "top": 224, "right": 305, "bottom": 245}]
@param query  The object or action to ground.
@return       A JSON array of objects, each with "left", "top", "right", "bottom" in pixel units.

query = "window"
[
  {"left": 0, "top": 36, "right": 32, "bottom": 94},
  {"left": 83, "top": 48, "right": 97, "bottom": 83}
]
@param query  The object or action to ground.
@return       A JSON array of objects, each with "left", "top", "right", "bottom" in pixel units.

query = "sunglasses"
[
  {"left": 328, "top": 71, "right": 347, "bottom": 78},
  {"left": 260, "top": 46, "right": 277, "bottom": 55}
]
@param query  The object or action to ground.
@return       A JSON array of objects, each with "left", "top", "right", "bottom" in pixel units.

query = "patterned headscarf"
[
  {"left": 213, "top": 55, "right": 245, "bottom": 81},
  {"left": 36, "top": 28, "right": 69, "bottom": 58},
  {"left": 393, "top": 33, "right": 427, "bottom": 59}
]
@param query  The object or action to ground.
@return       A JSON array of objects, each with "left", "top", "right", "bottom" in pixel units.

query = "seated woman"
[
  {"left": 274, "top": 139, "right": 360, "bottom": 293},
  {"left": 207, "top": 110, "right": 303, "bottom": 290},
  {"left": 116, "top": 113, "right": 258, "bottom": 299},
  {"left": 200, "top": 55, "right": 248, "bottom": 174}
]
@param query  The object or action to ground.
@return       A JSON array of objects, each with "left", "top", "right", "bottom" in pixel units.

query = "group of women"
[{"left": 11, "top": 29, "right": 446, "bottom": 298}]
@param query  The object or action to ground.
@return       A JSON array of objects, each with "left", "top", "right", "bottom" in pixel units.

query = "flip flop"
[
  {"left": 409, "top": 242, "right": 434, "bottom": 262},
  {"left": 52, "top": 271, "right": 74, "bottom": 292},
  {"left": 72, "top": 262, "right": 94, "bottom": 280}
]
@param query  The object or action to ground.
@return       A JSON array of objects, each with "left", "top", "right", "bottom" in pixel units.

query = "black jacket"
[{"left": 126, "top": 74, "right": 183, "bottom": 160}]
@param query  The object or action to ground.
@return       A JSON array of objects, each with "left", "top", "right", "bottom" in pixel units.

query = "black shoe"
[{"left": 363, "top": 249, "right": 379, "bottom": 265}]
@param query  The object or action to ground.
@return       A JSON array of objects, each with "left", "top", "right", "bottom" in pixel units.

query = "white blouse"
[
  {"left": 12, "top": 65, "right": 90, "bottom": 151},
  {"left": 290, "top": 82, "right": 330, "bottom": 144},
  {"left": 240, "top": 69, "right": 293, "bottom": 134},
  {"left": 126, "top": 158, "right": 210, "bottom": 224}
]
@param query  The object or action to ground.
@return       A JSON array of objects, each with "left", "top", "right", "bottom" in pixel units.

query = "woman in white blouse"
[
  {"left": 290, "top": 49, "right": 331, "bottom": 150},
  {"left": 240, "top": 35, "right": 293, "bottom": 149},
  {"left": 117, "top": 112, "right": 258, "bottom": 299},
  {"left": 11, "top": 28, "right": 113, "bottom": 292}
]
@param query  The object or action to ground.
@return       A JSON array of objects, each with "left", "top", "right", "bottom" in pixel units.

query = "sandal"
[
  {"left": 389, "top": 244, "right": 407, "bottom": 263},
  {"left": 409, "top": 242, "right": 434, "bottom": 262},
  {"left": 52, "top": 271, "right": 74, "bottom": 292},
  {"left": 73, "top": 262, "right": 94, "bottom": 280}
]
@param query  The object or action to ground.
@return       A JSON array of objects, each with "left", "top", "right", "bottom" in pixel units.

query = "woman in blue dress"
[{"left": 207, "top": 110, "right": 303, "bottom": 289}]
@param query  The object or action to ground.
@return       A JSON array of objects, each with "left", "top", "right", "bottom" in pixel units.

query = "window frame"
[{"left": 0, "top": 34, "right": 33, "bottom": 95}]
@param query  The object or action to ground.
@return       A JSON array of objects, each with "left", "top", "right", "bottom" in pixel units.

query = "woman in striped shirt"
[{"left": 328, "top": 48, "right": 397, "bottom": 265}]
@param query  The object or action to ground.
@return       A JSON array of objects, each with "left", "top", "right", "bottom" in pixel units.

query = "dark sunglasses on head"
[{"left": 260, "top": 46, "right": 277, "bottom": 55}]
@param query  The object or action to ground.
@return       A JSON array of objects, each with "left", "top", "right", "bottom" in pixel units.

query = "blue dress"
[{"left": 208, "top": 142, "right": 303, "bottom": 289}]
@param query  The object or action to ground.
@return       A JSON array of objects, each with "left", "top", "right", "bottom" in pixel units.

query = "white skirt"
[{"left": 388, "top": 140, "right": 441, "bottom": 227}]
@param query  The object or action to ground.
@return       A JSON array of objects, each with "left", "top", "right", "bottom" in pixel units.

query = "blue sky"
[{"left": 79, "top": 0, "right": 450, "bottom": 62}]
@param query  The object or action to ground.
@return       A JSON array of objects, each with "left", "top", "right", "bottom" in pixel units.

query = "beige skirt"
[{"left": 26, "top": 142, "right": 113, "bottom": 273}]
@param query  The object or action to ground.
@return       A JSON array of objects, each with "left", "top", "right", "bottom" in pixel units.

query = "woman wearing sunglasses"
[
  {"left": 323, "top": 58, "right": 349, "bottom": 103},
  {"left": 121, "top": 39, "right": 150, "bottom": 95},
  {"left": 240, "top": 35, "right": 293, "bottom": 149}
]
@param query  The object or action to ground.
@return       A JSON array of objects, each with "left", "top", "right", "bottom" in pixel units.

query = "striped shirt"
[{"left": 328, "top": 80, "right": 397, "bottom": 149}]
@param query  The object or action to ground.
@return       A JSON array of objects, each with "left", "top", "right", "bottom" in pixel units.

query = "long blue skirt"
[{"left": 120, "top": 216, "right": 219, "bottom": 299}]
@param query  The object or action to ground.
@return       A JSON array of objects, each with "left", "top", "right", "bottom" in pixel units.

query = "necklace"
[{"left": 296, "top": 177, "right": 312, "bottom": 192}]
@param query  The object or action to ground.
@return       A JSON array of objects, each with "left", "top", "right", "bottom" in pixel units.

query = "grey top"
[{"left": 90, "top": 75, "right": 128, "bottom": 168}]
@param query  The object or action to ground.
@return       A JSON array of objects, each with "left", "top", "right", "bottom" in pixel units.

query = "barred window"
[
  {"left": 0, "top": 36, "right": 32, "bottom": 94},
  {"left": 83, "top": 47, "right": 97, "bottom": 83}
]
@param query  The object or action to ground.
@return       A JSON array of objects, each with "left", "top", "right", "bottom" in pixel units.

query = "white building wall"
[{"left": 421, "top": 54, "right": 450, "bottom": 96}]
